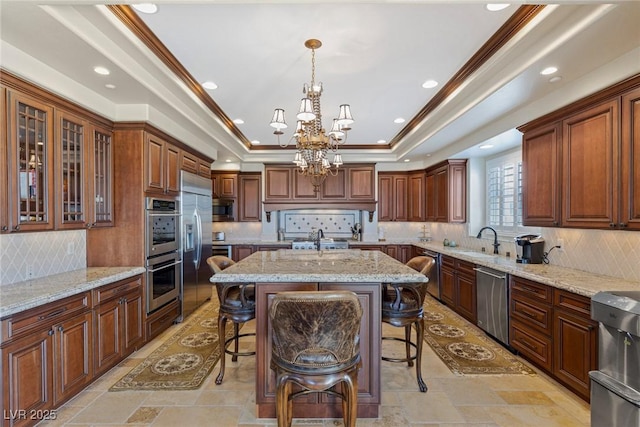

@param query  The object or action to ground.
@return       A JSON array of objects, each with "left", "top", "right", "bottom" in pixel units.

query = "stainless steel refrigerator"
[{"left": 180, "top": 171, "right": 213, "bottom": 320}]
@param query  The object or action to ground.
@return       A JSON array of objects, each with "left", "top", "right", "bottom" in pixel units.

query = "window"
[{"left": 485, "top": 150, "right": 533, "bottom": 236}]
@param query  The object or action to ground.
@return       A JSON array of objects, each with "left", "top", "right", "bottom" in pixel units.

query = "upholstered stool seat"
[
  {"left": 207, "top": 255, "right": 256, "bottom": 385},
  {"left": 269, "top": 291, "right": 363, "bottom": 427},
  {"left": 381, "top": 255, "right": 434, "bottom": 392}
]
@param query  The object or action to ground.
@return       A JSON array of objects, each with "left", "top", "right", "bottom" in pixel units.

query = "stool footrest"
[
  {"left": 381, "top": 336, "right": 417, "bottom": 363},
  {"left": 224, "top": 332, "right": 257, "bottom": 357}
]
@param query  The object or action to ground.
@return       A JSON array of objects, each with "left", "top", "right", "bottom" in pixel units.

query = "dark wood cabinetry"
[
  {"left": 425, "top": 160, "right": 467, "bottom": 223},
  {"left": 211, "top": 172, "right": 238, "bottom": 199},
  {"left": 439, "top": 255, "right": 476, "bottom": 323},
  {"left": 93, "top": 277, "right": 143, "bottom": 375},
  {"left": 519, "top": 75, "right": 640, "bottom": 230},
  {"left": 263, "top": 164, "right": 377, "bottom": 221},
  {"left": 509, "top": 276, "right": 597, "bottom": 401},
  {"left": 181, "top": 150, "right": 211, "bottom": 178},
  {"left": 1, "top": 292, "right": 93, "bottom": 426},
  {"left": 407, "top": 171, "right": 425, "bottom": 221},
  {"left": 144, "top": 134, "right": 180, "bottom": 196},
  {"left": 232, "top": 244, "right": 255, "bottom": 261},
  {"left": 238, "top": 173, "right": 262, "bottom": 222},
  {"left": 378, "top": 173, "right": 407, "bottom": 221}
]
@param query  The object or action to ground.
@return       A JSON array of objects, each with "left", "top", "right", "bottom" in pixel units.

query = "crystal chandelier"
[{"left": 270, "top": 39, "right": 354, "bottom": 193}]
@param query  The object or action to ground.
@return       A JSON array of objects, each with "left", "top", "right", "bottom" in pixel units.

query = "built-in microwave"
[{"left": 212, "top": 198, "right": 234, "bottom": 221}]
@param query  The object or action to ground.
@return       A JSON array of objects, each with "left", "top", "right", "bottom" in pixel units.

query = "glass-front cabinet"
[
  {"left": 8, "top": 91, "right": 55, "bottom": 232},
  {"left": 56, "top": 111, "right": 87, "bottom": 229},
  {"left": 90, "top": 127, "right": 113, "bottom": 227}
]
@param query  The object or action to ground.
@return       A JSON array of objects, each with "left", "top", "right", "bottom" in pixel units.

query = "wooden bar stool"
[
  {"left": 207, "top": 255, "right": 256, "bottom": 385},
  {"left": 381, "top": 256, "right": 434, "bottom": 392},
  {"left": 269, "top": 291, "right": 363, "bottom": 427}
]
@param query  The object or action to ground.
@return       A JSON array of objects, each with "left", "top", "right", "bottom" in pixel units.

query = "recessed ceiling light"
[
  {"left": 540, "top": 66, "right": 558, "bottom": 75},
  {"left": 394, "top": 118, "right": 405, "bottom": 124},
  {"left": 105, "top": 84, "right": 116, "bottom": 89},
  {"left": 93, "top": 66, "right": 110, "bottom": 75},
  {"left": 404, "top": 159, "right": 410, "bottom": 162},
  {"left": 422, "top": 80, "right": 438, "bottom": 89},
  {"left": 225, "top": 159, "right": 232, "bottom": 163},
  {"left": 202, "top": 81, "right": 218, "bottom": 90},
  {"left": 233, "top": 118, "right": 244, "bottom": 124},
  {"left": 377, "top": 139, "right": 387, "bottom": 144},
  {"left": 486, "top": 4, "right": 510, "bottom": 12},
  {"left": 549, "top": 76, "right": 563, "bottom": 83},
  {"left": 479, "top": 144, "right": 494, "bottom": 149},
  {"left": 132, "top": 3, "right": 158, "bottom": 14},
  {"left": 250, "top": 140, "right": 260, "bottom": 145}
]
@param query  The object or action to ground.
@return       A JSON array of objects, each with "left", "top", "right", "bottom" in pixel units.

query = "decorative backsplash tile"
[
  {"left": 0, "top": 230, "right": 87, "bottom": 285},
  {"left": 282, "top": 211, "right": 359, "bottom": 239},
  {"left": 380, "top": 222, "right": 640, "bottom": 282}
]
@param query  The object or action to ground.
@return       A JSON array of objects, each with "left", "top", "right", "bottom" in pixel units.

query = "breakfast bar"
[{"left": 210, "top": 249, "right": 428, "bottom": 419}]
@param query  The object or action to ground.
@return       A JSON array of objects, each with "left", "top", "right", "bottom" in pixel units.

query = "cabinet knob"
[
  {"left": 609, "top": 223, "right": 616, "bottom": 228},
  {"left": 1, "top": 226, "right": 7, "bottom": 231},
  {"left": 48, "top": 330, "right": 55, "bottom": 336},
  {"left": 57, "top": 326, "right": 63, "bottom": 332},
  {"left": 13, "top": 225, "right": 20, "bottom": 231},
  {"left": 619, "top": 223, "right": 627, "bottom": 228}
]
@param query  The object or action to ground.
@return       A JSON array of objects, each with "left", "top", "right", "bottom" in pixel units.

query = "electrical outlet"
[
  {"left": 26, "top": 264, "right": 34, "bottom": 279},
  {"left": 557, "top": 239, "right": 564, "bottom": 252},
  {"left": 67, "top": 241, "right": 75, "bottom": 255}
]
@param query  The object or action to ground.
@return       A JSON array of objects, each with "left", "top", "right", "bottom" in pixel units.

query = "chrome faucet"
[
  {"left": 316, "top": 228, "right": 324, "bottom": 251},
  {"left": 476, "top": 226, "right": 500, "bottom": 254}
]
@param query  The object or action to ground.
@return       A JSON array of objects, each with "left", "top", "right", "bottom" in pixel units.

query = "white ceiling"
[{"left": 1, "top": 1, "right": 639, "bottom": 170}]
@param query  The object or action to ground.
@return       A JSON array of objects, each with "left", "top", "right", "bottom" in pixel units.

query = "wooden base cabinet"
[
  {"left": 509, "top": 276, "right": 597, "bottom": 401},
  {"left": 1, "top": 293, "right": 93, "bottom": 427},
  {"left": 439, "top": 255, "right": 476, "bottom": 323}
]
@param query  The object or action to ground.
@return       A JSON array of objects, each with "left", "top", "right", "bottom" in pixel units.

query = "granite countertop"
[
  {"left": 0, "top": 267, "right": 146, "bottom": 318},
  {"left": 413, "top": 242, "right": 639, "bottom": 298},
  {"left": 210, "top": 249, "right": 428, "bottom": 284}
]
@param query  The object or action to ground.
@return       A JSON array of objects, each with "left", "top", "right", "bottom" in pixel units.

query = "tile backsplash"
[
  {"left": 380, "top": 222, "right": 640, "bottom": 283},
  {"left": 0, "top": 230, "right": 86, "bottom": 285}
]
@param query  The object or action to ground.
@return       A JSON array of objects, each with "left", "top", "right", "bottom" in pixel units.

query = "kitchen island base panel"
[{"left": 255, "top": 282, "right": 381, "bottom": 419}]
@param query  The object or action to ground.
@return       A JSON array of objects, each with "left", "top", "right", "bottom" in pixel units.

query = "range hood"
[{"left": 263, "top": 201, "right": 377, "bottom": 222}]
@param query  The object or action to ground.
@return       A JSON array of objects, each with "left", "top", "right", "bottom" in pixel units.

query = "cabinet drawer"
[
  {"left": 553, "top": 289, "right": 591, "bottom": 317},
  {"left": 1, "top": 292, "right": 91, "bottom": 343},
  {"left": 93, "top": 276, "right": 142, "bottom": 304},
  {"left": 510, "top": 320, "right": 552, "bottom": 372},
  {"left": 146, "top": 299, "right": 180, "bottom": 341},
  {"left": 511, "top": 295, "right": 552, "bottom": 334},
  {"left": 441, "top": 255, "right": 455, "bottom": 268},
  {"left": 455, "top": 259, "right": 476, "bottom": 277},
  {"left": 510, "top": 276, "right": 552, "bottom": 303}
]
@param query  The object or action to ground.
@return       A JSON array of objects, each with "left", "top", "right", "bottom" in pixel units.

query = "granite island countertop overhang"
[
  {"left": 0, "top": 266, "right": 146, "bottom": 318},
  {"left": 209, "top": 249, "right": 428, "bottom": 283}
]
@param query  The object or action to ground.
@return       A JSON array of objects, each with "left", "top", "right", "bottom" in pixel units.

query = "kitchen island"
[{"left": 210, "top": 249, "right": 427, "bottom": 419}]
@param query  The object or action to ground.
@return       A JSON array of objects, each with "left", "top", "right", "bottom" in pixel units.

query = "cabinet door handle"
[{"left": 38, "top": 307, "right": 67, "bottom": 320}]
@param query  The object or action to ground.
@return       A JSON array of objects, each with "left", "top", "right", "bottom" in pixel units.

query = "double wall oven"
[{"left": 145, "top": 197, "right": 181, "bottom": 313}]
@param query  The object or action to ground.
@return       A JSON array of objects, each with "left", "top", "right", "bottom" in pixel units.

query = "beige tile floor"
[{"left": 38, "top": 318, "right": 591, "bottom": 427}]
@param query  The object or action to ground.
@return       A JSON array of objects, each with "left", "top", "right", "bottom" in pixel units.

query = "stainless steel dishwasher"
[
  {"left": 421, "top": 249, "right": 441, "bottom": 300},
  {"left": 474, "top": 266, "right": 509, "bottom": 346}
]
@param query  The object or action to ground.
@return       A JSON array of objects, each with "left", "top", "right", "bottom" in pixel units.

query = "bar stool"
[
  {"left": 381, "top": 256, "right": 434, "bottom": 392},
  {"left": 207, "top": 255, "right": 256, "bottom": 385},
  {"left": 269, "top": 291, "right": 363, "bottom": 427}
]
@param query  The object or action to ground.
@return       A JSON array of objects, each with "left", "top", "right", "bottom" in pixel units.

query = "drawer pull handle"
[{"left": 38, "top": 307, "right": 67, "bottom": 320}]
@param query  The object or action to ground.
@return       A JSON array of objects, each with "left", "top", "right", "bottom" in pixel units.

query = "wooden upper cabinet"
[
  {"left": 348, "top": 166, "right": 375, "bottom": 200},
  {"left": 211, "top": 172, "right": 238, "bottom": 199},
  {"left": 55, "top": 111, "right": 88, "bottom": 230},
  {"left": 264, "top": 167, "right": 292, "bottom": 200},
  {"left": 620, "top": 86, "right": 640, "bottom": 230},
  {"left": 408, "top": 171, "right": 425, "bottom": 222},
  {"left": 562, "top": 100, "right": 618, "bottom": 228},
  {"left": 321, "top": 169, "right": 346, "bottom": 200},
  {"left": 181, "top": 151, "right": 212, "bottom": 179},
  {"left": 522, "top": 123, "right": 562, "bottom": 227},
  {"left": 377, "top": 173, "right": 407, "bottom": 221},
  {"left": 426, "top": 160, "right": 466, "bottom": 223},
  {"left": 6, "top": 91, "right": 55, "bottom": 232},
  {"left": 89, "top": 126, "right": 114, "bottom": 228},
  {"left": 293, "top": 171, "right": 320, "bottom": 200},
  {"left": 197, "top": 160, "right": 211, "bottom": 178},
  {"left": 144, "top": 134, "right": 180, "bottom": 196},
  {"left": 0, "top": 87, "right": 7, "bottom": 232},
  {"left": 238, "top": 173, "right": 262, "bottom": 222}
]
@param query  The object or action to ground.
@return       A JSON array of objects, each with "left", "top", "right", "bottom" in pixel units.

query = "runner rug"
[
  {"left": 110, "top": 299, "right": 233, "bottom": 391},
  {"left": 423, "top": 294, "right": 536, "bottom": 376}
]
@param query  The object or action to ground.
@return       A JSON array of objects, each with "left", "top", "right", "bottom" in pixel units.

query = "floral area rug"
[
  {"left": 423, "top": 294, "right": 536, "bottom": 376},
  {"left": 110, "top": 299, "right": 233, "bottom": 391}
]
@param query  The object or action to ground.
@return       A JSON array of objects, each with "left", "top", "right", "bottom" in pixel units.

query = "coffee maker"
[{"left": 514, "top": 234, "right": 545, "bottom": 264}]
